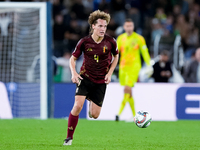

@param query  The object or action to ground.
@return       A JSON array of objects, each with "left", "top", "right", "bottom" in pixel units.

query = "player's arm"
[
  {"left": 139, "top": 36, "right": 151, "bottom": 66},
  {"left": 69, "top": 56, "right": 83, "bottom": 84},
  {"left": 105, "top": 54, "right": 119, "bottom": 84},
  {"left": 139, "top": 36, "right": 154, "bottom": 76},
  {"left": 105, "top": 38, "right": 119, "bottom": 84},
  {"left": 116, "top": 35, "right": 121, "bottom": 52},
  {"left": 70, "top": 39, "right": 84, "bottom": 84}
]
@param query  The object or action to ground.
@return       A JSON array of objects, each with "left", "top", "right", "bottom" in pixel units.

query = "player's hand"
[
  {"left": 144, "top": 65, "right": 154, "bottom": 77},
  {"left": 105, "top": 73, "right": 112, "bottom": 84},
  {"left": 71, "top": 72, "right": 83, "bottom": 84}
]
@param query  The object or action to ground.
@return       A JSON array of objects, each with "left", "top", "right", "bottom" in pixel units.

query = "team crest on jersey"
[
  {"left": 103, "top": 45, "right": 108, "bottom": 53},
  {"left": 87, "top": 48, "right": 93, "bottom": 51}
]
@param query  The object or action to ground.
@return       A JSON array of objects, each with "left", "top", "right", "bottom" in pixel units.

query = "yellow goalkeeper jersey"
[{"left": 117, "top": 32, "right": 151, "bottom": 71}]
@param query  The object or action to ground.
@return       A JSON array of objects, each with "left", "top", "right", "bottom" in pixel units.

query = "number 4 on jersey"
[{"left": 94, "top": 54, "right": 99, "bottom": 63}]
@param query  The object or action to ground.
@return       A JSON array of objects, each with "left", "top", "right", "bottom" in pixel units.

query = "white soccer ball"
[{"left": 134, "top": 111, "right": 152, "bottom": 128}]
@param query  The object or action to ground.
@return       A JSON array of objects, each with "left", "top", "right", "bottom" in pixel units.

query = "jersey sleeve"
[
  {"left": 138, "top": 36, "right": 151, "bottom": 66},
  {"left": 116, "top": 35, "right": 122, "bottom": 53},
  {"left": 116, "top": 36, "right": 120, "bottom": 52},
  {"left": 111, "top": 37, "right": 119, "bottom": 55},
  {"left": 72, "top": 39, "right": 84, "bottom": 58}
]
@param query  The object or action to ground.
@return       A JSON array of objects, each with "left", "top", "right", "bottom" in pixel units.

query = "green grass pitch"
[{"left": 0, "top": 119, "right": 200, "bottom": 150}]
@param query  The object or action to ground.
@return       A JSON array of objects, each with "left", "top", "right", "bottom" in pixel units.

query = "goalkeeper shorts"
[{"left": 119, "top": 68, "right": 140, "bottom": 87}]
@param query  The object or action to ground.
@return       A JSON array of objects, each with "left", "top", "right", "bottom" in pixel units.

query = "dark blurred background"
[{"left": 1, "top": 0, "right": 200, "bottom": 83}]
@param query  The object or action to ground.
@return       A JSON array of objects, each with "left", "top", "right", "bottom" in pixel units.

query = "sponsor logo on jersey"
[
  {"left": 103, "top": 45, "right": 108, "bottom": 53},
  {"left": 87, "top": 48, "right": 93, "bottom": 51}
]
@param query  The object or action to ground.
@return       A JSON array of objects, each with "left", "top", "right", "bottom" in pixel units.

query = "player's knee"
[
  {"left": 90, "top": 112, "right": 99, "bottom": 119},
  {"left": 73, "top": 103, "right": 83, "bottom": 113},
  {"left": 92, "top": 114, "right": 99, "bottom": 119},
  {"left": 124, "top": 86, "right": 132, "bottom": 95}
]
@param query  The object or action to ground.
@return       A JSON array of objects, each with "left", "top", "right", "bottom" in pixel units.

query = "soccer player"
[
  {"left": 63, "top": 10, "right": 119, "bottom": 145},
  {"left": 115, "top": 19, "right": 152, "bottom": 121}
]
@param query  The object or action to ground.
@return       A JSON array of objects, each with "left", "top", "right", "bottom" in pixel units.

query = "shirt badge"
[{"left": 103, "top": 45, "right": 108, "bottom": 53}]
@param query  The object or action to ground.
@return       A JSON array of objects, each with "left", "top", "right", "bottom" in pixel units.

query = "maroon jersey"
[{"left": 72, "top": 34, "right": 119, "bottom": 84}]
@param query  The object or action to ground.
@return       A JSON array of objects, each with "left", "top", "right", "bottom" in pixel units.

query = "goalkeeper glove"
[{"left": 144, "top": 65, "right": 154, "bottom": 77}]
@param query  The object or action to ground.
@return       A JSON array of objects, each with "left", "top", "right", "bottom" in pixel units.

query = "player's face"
[
  {"left": 92, "top": 19, "right": 107, "bottom": 37},
  {"left": 123, "top": 22, "right": 134, "bottom": 35}
]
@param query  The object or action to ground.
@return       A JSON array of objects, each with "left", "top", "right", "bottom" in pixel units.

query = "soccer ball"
[{"left": 134, "top": 111, "right": 152, "bottom": 128}]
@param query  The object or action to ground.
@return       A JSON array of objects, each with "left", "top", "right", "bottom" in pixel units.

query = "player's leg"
[
  {"left": 123, "top": 85, "right": 136, "bottom": 122},
  {"left": 127, "top": 92, "right": 136, "bottom": 117},
  {"left": 116, "top": 69, "right": 128, "bottom": 120},
  {"left": 64, "top": 96, "right": 86, "bottom": 145},
  {"left": 127, "top": 70, "right": 140, "bottom": 118},
  {"left": 89, "top": 101, "right": 101, "bottom": 119},
  {"left": 123, "top": 85, "right": 135, "bottom": 117},
  {"left": 71, "top": 95, "right": 86, "bottom": 116},
  {"left": 118, "top": 87, "right": 130, "bottom": 116},
  {"left": 87, "top": 83, "right": 106, "bottom": 119},
  {"left": 117, "top": 69, "right": 139, "bottom": 121}
]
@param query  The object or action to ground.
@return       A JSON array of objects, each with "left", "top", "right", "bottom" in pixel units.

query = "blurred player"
[
  {"left": 116, "top": 19, "right": 152, "bottom": 121},
  {"left": 63, "top": 10, "right": 119, "bottom": 145}
]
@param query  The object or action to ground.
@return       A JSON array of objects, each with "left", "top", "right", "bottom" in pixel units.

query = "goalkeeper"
[{"left": 115, "top": 19, "right": 153, "bottom": 121}]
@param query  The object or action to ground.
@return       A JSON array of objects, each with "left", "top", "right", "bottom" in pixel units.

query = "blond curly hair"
[{"left": 88, "top": 10, "right": 111, "bottom": 34}]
